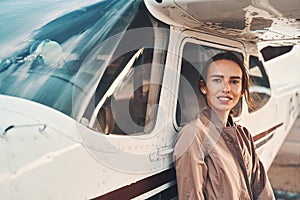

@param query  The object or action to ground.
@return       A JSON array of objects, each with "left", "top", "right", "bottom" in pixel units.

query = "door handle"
[
  {"left": 158, "top": 148, "right": 174, "bottom": 156},
  {"left": 149, "top": 147, "right": 174, "bottom": 161}
]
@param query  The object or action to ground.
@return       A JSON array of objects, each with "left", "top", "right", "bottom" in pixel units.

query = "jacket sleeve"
[
  {"left": 243, "top": 127, "right": 275, "bottom": 200},
  {"left": 173, "top": 124, "right": 207, "bottom": 200}
]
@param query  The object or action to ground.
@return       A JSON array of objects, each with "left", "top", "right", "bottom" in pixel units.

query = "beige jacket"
[{"left": 174, "top": 108, "right": 275, "bottom": 200}]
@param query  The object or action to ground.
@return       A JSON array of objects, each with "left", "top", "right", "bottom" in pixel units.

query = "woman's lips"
[{"left": 217, "top": 96, "right": 233, "bottom": 103}]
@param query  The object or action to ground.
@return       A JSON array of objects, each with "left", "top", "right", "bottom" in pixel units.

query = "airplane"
[{"left": 0, "top": 0, "right": 299, "bottom": 199}]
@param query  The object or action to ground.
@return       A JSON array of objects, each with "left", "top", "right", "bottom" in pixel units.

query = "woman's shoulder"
[
  {"left": 174, "top": 115, "right": 209, "bottom": 159},
  {"left": 181, "top": 111, "right": 210, "bottom": 130},
  {"left": 176, "top": 112, "right": 210, "bottom": 144}
]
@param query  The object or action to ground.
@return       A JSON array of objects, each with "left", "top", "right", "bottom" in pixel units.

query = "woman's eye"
[
  {"left": 212, "top": 78, "right": 222, "bottom": 83},
  {"left": 231, "top": 79, "right": 240, "bottom": 84}
]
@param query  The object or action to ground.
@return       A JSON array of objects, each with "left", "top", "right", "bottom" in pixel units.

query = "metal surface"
[{"left": 145, "top": 0, "right": 300, "bottom": 42}]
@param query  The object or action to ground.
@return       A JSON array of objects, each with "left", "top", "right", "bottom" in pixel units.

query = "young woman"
[{"left": 174, "top": 52, "right": 275, "bottom": 200}]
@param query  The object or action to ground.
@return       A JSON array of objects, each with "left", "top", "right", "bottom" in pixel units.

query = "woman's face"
[{"left": 201, "top": 59, "right": 243, "bottom": 116}]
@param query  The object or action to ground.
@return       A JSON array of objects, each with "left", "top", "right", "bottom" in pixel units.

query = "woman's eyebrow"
[
  {"left": 209, "top": 75, "right": 223, "bottom": 78},
  {"left": 209, "top": 75, "right": 242, "bottom": 79},
  {"left": 230, "top": 76, "right": 242, "bottom": 79}
]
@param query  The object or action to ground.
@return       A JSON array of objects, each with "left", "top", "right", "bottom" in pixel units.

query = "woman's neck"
[{"left": 212, "top": 109, "right": 230, "bottom": 126}]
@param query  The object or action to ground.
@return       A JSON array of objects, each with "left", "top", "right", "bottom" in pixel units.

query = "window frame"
[
  {"left": 173, "top": 36, "right": 245, "bottom": 130},
  {"left": 248, "top": 55, "right": 272, "bottom": 113},
  {"left": 82, "top": 15, "right": 170, "bottom": 135}
]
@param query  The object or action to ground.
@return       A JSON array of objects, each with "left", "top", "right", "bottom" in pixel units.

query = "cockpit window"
[
  {"left": 248, "top": 56, "right": 271, "bottom": 113},
  {"left": 0, "top": 0, "right": 169, "bottom": 135},
  {"left": 84, "top": 10, "right": 169, "bottom": 135},
  {"left": 88, "top": 47, "right": 166, "bottom": 134}
]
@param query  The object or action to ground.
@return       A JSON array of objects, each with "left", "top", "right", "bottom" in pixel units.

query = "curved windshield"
[{"left": 0, "top": 0, "right": 166, "bottom": 121}]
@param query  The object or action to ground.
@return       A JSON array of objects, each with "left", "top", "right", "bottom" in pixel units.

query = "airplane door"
[
  {"left": 165, "top": 34, "right": 246, "bottom": 199},
  {"left": 169, "top": 33, "right": 246, "bottom": 165},
  {"left": 173, "top": 36, "right": 245, "bottom": 129}
]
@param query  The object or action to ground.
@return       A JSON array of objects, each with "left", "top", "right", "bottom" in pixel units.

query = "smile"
[{"left": 217, "top": 96, "right": 233, "bottom": 101}]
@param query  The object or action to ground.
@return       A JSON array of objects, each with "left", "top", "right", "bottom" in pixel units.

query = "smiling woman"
[
  {"left": 199, "top": 59, "right": 243, "bottom": 122},
  {"left": 174, "top": 51, "right": 275, "bottom": 200}
]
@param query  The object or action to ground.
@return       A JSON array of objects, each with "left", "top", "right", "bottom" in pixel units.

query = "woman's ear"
[
  {"left": 200, "top": 87, "right": 207, "bottom": 94},
  {"left": 240, "top": 89, "right": 244, "bottom": 97},
  {"left": 199, "top": 80, "right": 207, "bottom": 94}
]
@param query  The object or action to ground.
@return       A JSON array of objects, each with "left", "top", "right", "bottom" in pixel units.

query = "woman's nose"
[{"left": 222, "top": 82, "right": 230, "bottom": 92}]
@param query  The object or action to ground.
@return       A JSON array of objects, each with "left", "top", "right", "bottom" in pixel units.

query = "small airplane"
[{"left": 0, "top": 0, "right": 299, "bottom": 199}]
